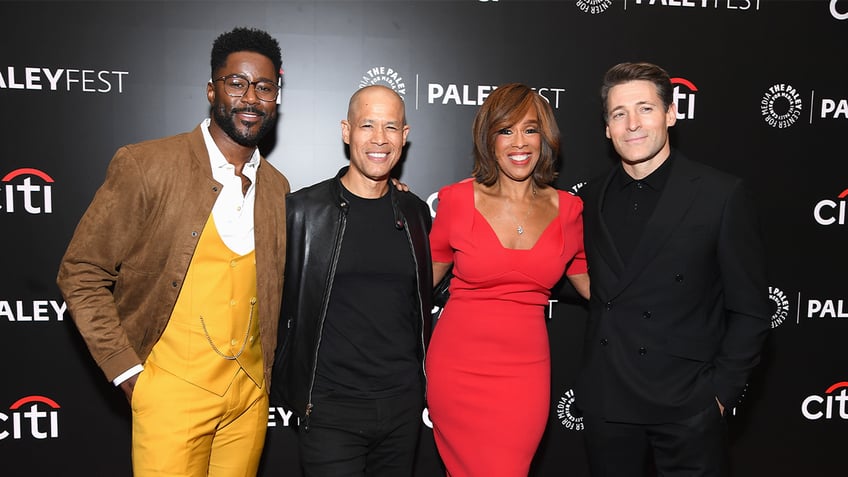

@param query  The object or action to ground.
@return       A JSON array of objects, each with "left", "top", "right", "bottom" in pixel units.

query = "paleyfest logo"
[{"left": 761, "top": 83, "right": 802, "bottom": 128}]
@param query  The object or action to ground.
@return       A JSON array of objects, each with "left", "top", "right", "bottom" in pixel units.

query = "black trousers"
[
  {"left": 298, "top": 388, "right": 424, "bottom": 477},
  {"left": 582, "top": 404, "right": 729, "bottom": 477}
]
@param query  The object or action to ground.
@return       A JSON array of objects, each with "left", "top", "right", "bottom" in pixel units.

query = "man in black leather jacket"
[{"left": 271, "top": 85, "right": 433, "bottom": 476}]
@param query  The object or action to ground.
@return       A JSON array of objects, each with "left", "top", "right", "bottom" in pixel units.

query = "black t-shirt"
[{"left": 313, "top": 188, "right": 420, "bottom": 398}]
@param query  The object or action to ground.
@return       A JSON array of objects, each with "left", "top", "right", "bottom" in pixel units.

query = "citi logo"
[
  {"left": 671, "top": 78, "right": 697, "bottom": 120},
  {"left": 0, "top": 395, "right": 60, "bottom": 440},
  {"left": 813, "top": 188, "right": 848, "bottom": 225},
  {"left": 1, "top": 168, "right": 54, "bottom": 214},
  {"left": 801, "top": 382, "right": 848, "bottom": 420}
]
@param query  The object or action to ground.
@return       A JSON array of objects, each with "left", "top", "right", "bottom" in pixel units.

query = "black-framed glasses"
[{"left": 212, "top": 74, "right": 279, "bottom": 102}]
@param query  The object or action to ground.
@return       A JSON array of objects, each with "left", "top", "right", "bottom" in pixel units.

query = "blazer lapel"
[
  {"left": 589, "top": 168, "right": 626, "bottom": 278},
  {"left": 609, "top": 157, "right": 701, "bottom": 297}
]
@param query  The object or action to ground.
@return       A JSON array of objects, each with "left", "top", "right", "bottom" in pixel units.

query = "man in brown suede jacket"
[{"left": 57, "top": 27, "right": 289, "bottom": 476}]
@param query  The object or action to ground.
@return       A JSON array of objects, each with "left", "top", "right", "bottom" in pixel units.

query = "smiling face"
[
  {"left": 493, "top": 107, "right": 542, "bottom": 184},
  {"left": 605, "top": 79, "right": 677, "bottom": 170},
  {"left": 207, "top": 51, "right": 278, "bottom": 148},
  {"left": 341, "top": 86, "right": 409, "bottom": 196}
]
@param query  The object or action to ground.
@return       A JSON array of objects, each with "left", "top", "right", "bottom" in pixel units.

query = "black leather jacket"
[{"left": 271, "top": 167, "right": 434, "bottom": 426}]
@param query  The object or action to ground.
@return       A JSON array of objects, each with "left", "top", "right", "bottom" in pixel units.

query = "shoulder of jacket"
[{"left": 287, "top": 178, "right": 341, "bottom": 207}]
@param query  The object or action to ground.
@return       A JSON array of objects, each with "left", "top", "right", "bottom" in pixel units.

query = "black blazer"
[{"left": 575, "top": 153, "right": 770, "bottom": 424}]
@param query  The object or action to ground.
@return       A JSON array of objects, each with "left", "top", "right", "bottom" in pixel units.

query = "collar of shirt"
[
  {"left": 614, "top": 150, "right": 675, "bottom": 192},
  {"left": 199, "top": 119, "right": 257, "bottom": 255},
  {"left": 200, "top": 118, "right": 260, "bottom": 185}
]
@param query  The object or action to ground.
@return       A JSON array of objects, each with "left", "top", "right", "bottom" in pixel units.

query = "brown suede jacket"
[{"left": 57, "top": 124, "right": 289, "bottom": 390}]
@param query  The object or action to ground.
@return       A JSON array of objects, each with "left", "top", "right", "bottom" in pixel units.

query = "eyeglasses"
[{"left": 212, "top": 74, "right": 279, "bottom": 102}]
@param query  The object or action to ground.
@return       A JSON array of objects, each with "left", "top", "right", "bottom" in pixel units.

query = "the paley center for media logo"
[
  {"left": 360, "top": 66, "right": 407, "bottom": 100},
  {"left": 762, "top": 83, "right": 848, "bottom": 128},
  {"left": 769, "top": 286, "right": 790, "bottom": 328},
  {"left": 556, "top": 389, "right": 584, "bottom": 431},
  {"left": 576, "top": 0, "right": 613, "bottom": 15},
  {"left": 761, "top": 83, "right": 802, "bottom": 128},
  {"left": 831, "top": 0, "right": 848, "bottom": 20}
]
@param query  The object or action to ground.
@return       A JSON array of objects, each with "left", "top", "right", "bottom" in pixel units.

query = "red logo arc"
[
  {"left": 671, "top": 78, "right": 698, "bottom": 91},
  {"left": 824, "top": 381, "right": 848, "bottom": 394},
  {"left": 2, "top": 168, "right": 54, "bottom": 182},
  {"left": 10, "top": 395, "right": 61, "bottom": 409}
]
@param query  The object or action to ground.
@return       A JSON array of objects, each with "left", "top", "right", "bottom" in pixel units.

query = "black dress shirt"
[{"left": 601, "top": 154, "right": 674, "bottom": 265}]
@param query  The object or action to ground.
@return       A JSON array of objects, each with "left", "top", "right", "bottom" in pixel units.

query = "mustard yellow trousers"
[{"left": 131, "top": 361, "right": 268, "bottom": 477}]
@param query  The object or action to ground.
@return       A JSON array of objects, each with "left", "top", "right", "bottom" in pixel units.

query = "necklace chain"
[
  {"left": 199, "top": 297, "right": 256, "bottom": 360},
  {"left": 507, "top": 187, "right": 537, "bottom": 236}
]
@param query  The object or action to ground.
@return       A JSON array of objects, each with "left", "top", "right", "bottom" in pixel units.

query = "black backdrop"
[{"left": 2, "top": 1, "right": 847, "bottom": 475}]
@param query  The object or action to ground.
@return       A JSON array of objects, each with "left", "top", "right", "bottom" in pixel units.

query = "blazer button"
[
  {"left": 605, "top": 301, "right": 612, "bottom": 311},
  {"left": 642, "top": 311, "right": 652, "bottom": 319},
  {"left": 638, "top": 347, "right": 648, "bottom": 355},
  {"left": 675, "top": 274, "right": 684, "bottom": 282},
  {"left": 600, "top": 338, "right": 609, "bottom": 346}
]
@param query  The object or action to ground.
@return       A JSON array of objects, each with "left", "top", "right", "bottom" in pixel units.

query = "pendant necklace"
[{"left": 509, "top": 186, "right": 536, "bottom": 236}]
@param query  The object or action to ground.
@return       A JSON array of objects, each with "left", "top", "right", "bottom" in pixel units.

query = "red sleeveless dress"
[{"left": 426, "top": 179, "right": 587, "bottom": 476}]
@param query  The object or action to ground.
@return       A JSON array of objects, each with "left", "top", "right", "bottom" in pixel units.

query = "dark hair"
[
  {"left": 210, "top": 27, "right": 282, "bottom": 78},
  {"left": 600, "top": 62, "right": 673, "bottom": 121},
  {"left": 471, "top": 83, "right": 559, "bottom": 187}
]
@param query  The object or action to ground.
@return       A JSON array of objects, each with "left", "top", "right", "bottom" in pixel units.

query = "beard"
[{"left": 211, "top": 103, "right": 276, "bottom": 148}]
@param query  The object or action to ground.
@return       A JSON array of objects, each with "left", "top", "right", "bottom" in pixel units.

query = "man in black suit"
[{"left": 575, "top": 62, "right": 771, "bottom": 477}]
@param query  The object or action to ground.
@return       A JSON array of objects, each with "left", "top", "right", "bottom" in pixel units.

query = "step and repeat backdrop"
[{"left": 1, "top": 1, "right": 846, "bottom": 475}]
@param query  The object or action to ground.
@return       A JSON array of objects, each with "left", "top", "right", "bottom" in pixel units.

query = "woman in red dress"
[{"left": 427, "top": 83, "right": 590, "bottom": 476}]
